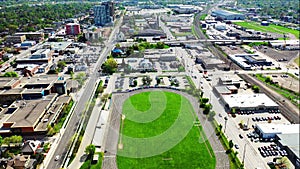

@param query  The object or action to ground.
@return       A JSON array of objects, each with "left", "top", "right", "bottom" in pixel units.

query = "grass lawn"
[
  {"left": 117, "top": 91, "right": 216, "bottom": 169},
  {"left": 234, "top": 21, "right": 300, "bottom": 39},
  {"left": 294, "top": 56, "right": 300, "bottom": 67}
]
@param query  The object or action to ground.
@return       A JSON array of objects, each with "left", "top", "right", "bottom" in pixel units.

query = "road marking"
[{"left": 104, "top": 155, "right": 116, "bottom": 158}]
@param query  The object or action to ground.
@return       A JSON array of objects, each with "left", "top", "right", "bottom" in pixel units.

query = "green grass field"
[
  {"left": 294, "top": 56, "right": 300, "bottom": 67},
  {"left": 117, "top": 91, "right": 216, "bottom": 169},
  {"left": 234, "top": 21, "right": 300, "bottom": 39}
]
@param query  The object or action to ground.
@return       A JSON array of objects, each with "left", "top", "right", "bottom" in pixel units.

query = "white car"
[{"left": 55, "top": 155, "right": 60, "bottom": 161}]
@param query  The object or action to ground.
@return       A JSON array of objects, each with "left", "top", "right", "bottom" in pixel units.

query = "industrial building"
[
  {"left": 255, "top": 124, "right": 299, "bottom": 139},
  {"left": 211, "top": 10, "right": 245, "bottom": 20},
  {"left": 276, "top": 133, "right": 300, "bottom": 168},
  {"left": 221, "top": 93, "right": 279, "bottom": 112},
  {"left": 229, "top": 54, "right": 273, "bottom": 70}
]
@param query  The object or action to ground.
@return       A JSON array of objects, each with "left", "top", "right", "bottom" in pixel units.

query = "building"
[
  {"left": 229, "top": 54, "right": 272, "bottom": 70},
  {"left": 255, "top": 124, "right": 299, "bottom": 139},
  {"left": 218, "top": 74, "right": 243, "bottom": 88},
  {"left": 94, "top": 1, "right": 114, "bottom": 26},
  {"left": 211, "top": 10, "right": 245, "bottom": 20},
  {"left": 84, "top": 27, "right": 102, "bottom": 42},
  {"left": 221, "top": 93, "right": 279, "bottom": 112},
  {"left": 16, "top": 49, "right": 52, "bottom": 65},
  {"left": 276, "top": 133, "right": 300, "bottom": 168},
  {"left": 5, "top": 35, "right": 26, "bottom": 44},
  {"left": 15, "top": 32, "right": 44, "bottom": 42},
  {"left": 65, "top": 23, "right": 81, "bottom": 35}
]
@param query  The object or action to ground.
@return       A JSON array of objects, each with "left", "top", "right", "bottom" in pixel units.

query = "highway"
[{"left": 47, "top": 16, "right": 122, "bottom": 169}]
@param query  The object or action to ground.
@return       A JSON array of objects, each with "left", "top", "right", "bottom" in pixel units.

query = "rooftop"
[
  {"left": 277, "top": 133, "right": 300, "bottom": 158},
  {"left": 222, "top": 93, "right": 279, "bottom": 108},
  {"left": 212, "top": 10, "right": 244, "bottom": 16},
  {"left": 256, "top": 124, "right": 299, "bottom": 135},
  {"left": 5, "top": 94, "right": 57, "bottom": 128}
]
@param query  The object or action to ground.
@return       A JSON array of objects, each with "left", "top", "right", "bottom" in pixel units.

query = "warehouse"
[
  {"left": 211, "top": 10, "right": 245, "bottom": 20},
  {"left": 221, "top": 93, "right": 279, "bottom": 112}
]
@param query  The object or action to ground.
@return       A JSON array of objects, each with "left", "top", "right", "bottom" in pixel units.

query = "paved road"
[{"left": 46, "top": 16, "right": 123, "bottom": 169}]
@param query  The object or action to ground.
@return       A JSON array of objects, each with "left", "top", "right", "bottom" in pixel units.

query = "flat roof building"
[
  {"left": 221, "top": 93, "right": 279, "bottom": 112},
  {"left": 255, "top": 124, "right": 299, "bottom": 139},
  {"left": 212, "top": 10, "right": 245, "bottom": 20},
  {"left": 276, "top": 133, "right": 300, "bottom": 168}
]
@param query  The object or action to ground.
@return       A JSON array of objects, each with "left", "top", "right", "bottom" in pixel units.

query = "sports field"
[
  {"left": 234, "top": 21, "right": 300, "bottom": 39},
  {"left": 117, "top": 91, "right": 216, "bottom": 169}
]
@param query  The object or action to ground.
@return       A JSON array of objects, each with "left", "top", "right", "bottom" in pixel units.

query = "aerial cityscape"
[{"left": 0, "top": 0, "right": 299, "bottom": 169}]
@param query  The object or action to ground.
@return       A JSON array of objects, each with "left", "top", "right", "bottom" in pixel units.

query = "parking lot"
[{"left": 112, "top": 73, "right": 188, "bottom": 92}]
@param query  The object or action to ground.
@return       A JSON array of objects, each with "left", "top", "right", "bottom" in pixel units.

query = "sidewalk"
[{"left": 67, "top": 97, "right": 103, "bottom": 169}]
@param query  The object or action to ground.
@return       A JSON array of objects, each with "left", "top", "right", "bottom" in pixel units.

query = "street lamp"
[{"left": 224, "top": 116, "right": 228, "bottom": 133}]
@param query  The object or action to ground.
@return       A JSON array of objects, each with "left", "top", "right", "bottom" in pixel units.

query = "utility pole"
[
  {"left": 224, "top": 117, "right": 228, "bottom": 133},
  {"left": 242, "top": 143, "right": 248, "bottom": 165}
]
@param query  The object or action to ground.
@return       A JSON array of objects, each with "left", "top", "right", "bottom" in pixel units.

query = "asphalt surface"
[{"left": 47, "top": 17, "right": 122, "bottom": 169}]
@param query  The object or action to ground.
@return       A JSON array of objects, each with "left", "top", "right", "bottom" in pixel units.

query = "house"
[
  {"left": 21, "top": 140, "right": 41, "bottom": 155},
  {"left": 7, "top": 154, "right": 27, "bottom": 169}
]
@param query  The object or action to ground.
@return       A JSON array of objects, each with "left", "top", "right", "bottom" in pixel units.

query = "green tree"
[
  {"left": 57, "top": 61, "right": 66, "bottom": 69},
  {"left": 252, "top": 85, "right": 260, "bottom": 93},
  {"left": 265, "top": 76, "right": 272, "bottom": 83},
  {"left": 101, "top": 58, "right": 118, "bottom": 75},
  {"left": 3, "top": 71, "right": 18, "bottom": 77},
  {"left": 85, "top": 144, "right": 96, "bottom": 157},
  {"left": 156, "top": 77, "right": 161, "bottom": 85},
  {"left": 75, "top": 72, "right": 87, "bottom": 86},
  {"left": 156, "top": 42, "right": 165, "bottom": 49},
  {"left": 229, "top": 140, "right": 234, "bottom": 149},
  {"left": 203, "top": 104, "right": 211, "bottom": 114},
  {"left": 208, "top": 111, "right": 216, "bottom": 121}
]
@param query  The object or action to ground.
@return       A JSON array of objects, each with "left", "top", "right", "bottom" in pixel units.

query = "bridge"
[{"left": 163, "top": 39, "right": 279, "bottom": 44}]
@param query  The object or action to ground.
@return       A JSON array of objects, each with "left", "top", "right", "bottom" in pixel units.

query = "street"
[{"left": 46, "top": 16, "right": 123, "bottom": 169}]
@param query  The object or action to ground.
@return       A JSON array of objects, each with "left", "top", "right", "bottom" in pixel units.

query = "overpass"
[{"left": 164, "top": 39, "right": 279, "bottom": 44}]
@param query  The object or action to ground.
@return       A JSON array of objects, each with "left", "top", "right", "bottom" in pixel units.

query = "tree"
[
  {"left": 85, "top": 144, "right": 96, "bottom": 157},
  {"left": 101, "top": 58, "right": 118, "bottom": 75},
  {"left": 0, "top": 136, "right": 2, "bottom": 146},
  {"left": 203, "top": 104, "right": 211, "bottom": 114},
  {"left": 265, "top": 76, "right": 272, "bottom": 83},
  {"left": 156, "top": 77, "right": 161, "bottom": 85},
  {"left": 75, "top": 72, "right": 87, "bottom": 86},
  {"left": 229, "top": 140, "right": 234, "bottom": 149},
  {"left": 156, "top": 42, "right": 165, "bottom": 49},
  {"left": 57, "top": 61, "right": 66, "bottom": 70},
  {"left": 252, "top": 85, "right": 260, "bottom": 93},
  {"left": 115, "top": 43, "right": 121, "bottom": 48},
  {"left": 142, "top": 76, "right": 152, "bottom": 85},
  {"left": 208, "top": 111, "right": 216, "bottom": 121},
  {"left": 3, "top": 71, "right": 18, "bottom": 77},
  {"left": 3, "top": 135, "right": 23, "bottom": 147}
]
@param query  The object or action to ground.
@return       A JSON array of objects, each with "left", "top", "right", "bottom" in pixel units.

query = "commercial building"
[
  {"left": 255, "top": 124, "right": 299, "bottom": 139},
  {"left": 229, "top": 54, "right": 272, "bottom": 70},
  {"left": 211, "top": 10, "right": 245, "bottom": 20},
  {"left": 1, "top": 94, "right": 71, "bottom": 134},
  {"left": 15, "top": 32, "right": 44, "bottom": 42},
  {"left": 83, "top": 27, "right": 102, "bottom": 42},
  {"left": 65, "top": 23, "right": 81, "bottom": 35},
  {"left": 5, "top": 35, "right": 26, "bottom": 44},
  {"left": 16, "top": 49, "right": 52, "bottom": 65},
  {"left": 276, "top": 133, "right": 300, "bottom": 168},
  {"left": 221, "top": 93, "right": 279, "bottom": 112},
  {"left": 94, "top": 1, "right": 114, "bottom": 26},
  {"left": 218, "top": 74, "right": 243, "bottom": 88}
]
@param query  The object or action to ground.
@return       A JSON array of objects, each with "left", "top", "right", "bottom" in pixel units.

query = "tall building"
[
  {"left": 94, "top": 1, "right": 114, "bottom": 26},
  {"left": 65, "top": 23, "right": 81, "bottom": 35}
]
